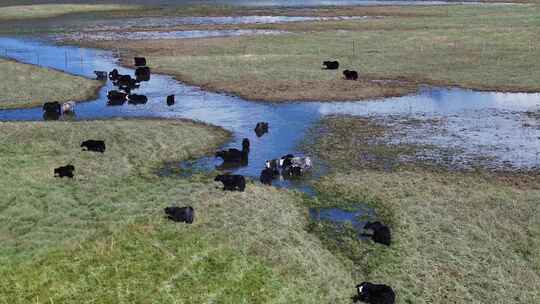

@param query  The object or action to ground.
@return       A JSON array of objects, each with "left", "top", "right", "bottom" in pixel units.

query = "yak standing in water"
[
  {"left": 135, "top": 67, "right": 151, "bottom": 82},
  {"left": 215, "top": 138, "right": 250, "bottom": 164},
  {"left": 254, "top": 122, "right": 269, "bottom": 137},
  {"left": 167, "top": 95, "right": 175, "bottom": 106}
]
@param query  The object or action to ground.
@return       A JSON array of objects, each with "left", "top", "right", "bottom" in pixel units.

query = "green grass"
[
  {"left": 314, "top": 171, "right": 540, "bottom": 304},
  {"left": 99, "top": 4, "right": 540, "bottom": 101},
  {"left": 303, "top": 114, "right": 540, "bottom": 304},
  {"left": 0, "top": 119, "right": 356, "bottom": 303},
  {"left": 0, "top": 4, "right": 135, "bottom": 20},
  {"left": 0, "top": 59, "right": 103, "bottom": 109}
]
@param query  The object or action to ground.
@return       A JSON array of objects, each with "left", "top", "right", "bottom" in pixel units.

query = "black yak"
[
  {"left": 81, "top": 140, "right": 106, "bottom": 153},
  {"left": 353, "top": 282, "right": 395, "bottom": 304},
  {"left": 215, "top": 139, "right": 250, "bottom": 164},
  {"left": 254, "top": 122, "right": 269, "bottom": 137},
  {"left": 107, "top": 90, "right": 127, "bottom": 106},
  {"left": 127, "top": 94, "right": 148, "bottom": 105},
  {"left": 214, "top": 174, "right": 246, "bottom": 192},
  {"left": 343, "top": 69, "right": 359, "bottom": 80},
  {"left": 54, "top": 164, "right": 74, "bottom": 178},
  {"left": 134, "top": 57, "right": 147, "bottom": 67},
  {"left": 166, "top": 95, "right": 175, "bottom": 106},
  {"left": 260, "top": 168, "right": 274, "bottom": 186},
  {"left": 322, "top": 60, "right": 339, "bottom": 70},
  {"left": 135, "top": 67, "right": 151, "bottom": 82},
  {"left": 164, "top": 206, "right": 194, "bottom": 223},
  {"left": 364, "top": 221, "right": 391, "bottom": 246}
]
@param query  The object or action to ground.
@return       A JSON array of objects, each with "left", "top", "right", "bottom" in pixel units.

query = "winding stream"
[{"left": 1, "top": 35, "right": 540, "bottom": 228}]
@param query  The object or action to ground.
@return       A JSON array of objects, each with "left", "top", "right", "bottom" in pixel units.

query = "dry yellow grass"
[
  {"left": 0, "top": 4, "right": 134, "bottom": 20},
  {"left": 0, "top": 59, "right": 102, "bottom": 109},
  {"left": 83, "top": 5, "right": 540, "bottom": 102}
]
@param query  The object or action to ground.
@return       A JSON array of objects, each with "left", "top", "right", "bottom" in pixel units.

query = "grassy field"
[
  {"left": 303, "top": 115, "right": 540, "bottom": 304},
  {"left": 85, "top": 4, "right": 540, "bottom": 102},
  {"left": 0, "top": 59, "right": 102, "bottom": 109},
  {"left": 0, "top": 4, "right": 136, "bottom": 20},
  {"left": 0, "top": 119, "right": 358, "bottom": 303}
]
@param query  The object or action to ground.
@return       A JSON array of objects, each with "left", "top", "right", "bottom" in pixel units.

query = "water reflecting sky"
[{"left": 1, "top": 36, "right": 539, "bottom": 180}]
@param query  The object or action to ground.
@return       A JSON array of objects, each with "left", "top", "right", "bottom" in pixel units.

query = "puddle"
[
  {"left": 0, "top": 36, "right": 539, "bottom": 194},
  {"left": 309, "top": 206, "right": 376, "bottom": 238}
]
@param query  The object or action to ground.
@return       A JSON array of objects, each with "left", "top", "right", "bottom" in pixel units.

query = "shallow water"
[
  {"left": 1, "top": 36, "right": 539, "bottom": 188},
  {"left": 309, "top": 206, "right": 376, "bottom": 235}
]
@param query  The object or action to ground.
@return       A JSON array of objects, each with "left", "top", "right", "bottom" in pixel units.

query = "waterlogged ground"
[
  {"left": 51, "top": 15, "right": 374, "bottom": 42},
  {"left": 55, "top": 29, "right": 288, "bottom": 42},
  {"left": 1, "top": 37, "right": 539, "bottom": 180},
  {"left": 62, "top": 15, "right": 376, "bottom": 31}
]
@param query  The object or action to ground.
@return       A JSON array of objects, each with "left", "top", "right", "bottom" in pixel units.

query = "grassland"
[
  {"left": 0, "top": 4, "right": 137, "bottom": 20},
  {"left": 303, "top": 115, "right": 540, "bottom": 303},
  {"left": 0, "top": 59, "right": 102, "bottom": 109},
  {"left": 85, "top": 4, "right": 540, "bottom": 102},
  {"left": 0, "top": 119, "right": 359, "bottom": 303}
]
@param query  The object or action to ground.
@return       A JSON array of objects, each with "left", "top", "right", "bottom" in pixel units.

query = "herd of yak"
[{"left": 46, "top": 57, "right": 395, "bottom": 304}]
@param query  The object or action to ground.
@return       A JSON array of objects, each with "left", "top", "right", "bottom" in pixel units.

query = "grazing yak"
[
  {"left": 322, "top": 60, "right": 339, "bottom": 70},
  {"left": 164, "top": 206, "right": 194, "bottom": 223},
  {"left": 353, "top": 282, "right": 395, "bottom": 304},
  {"left": 364, "top": 221, "right": 391, "bottom": 246},
  {"left": 214, "top": 174, "right": 246, "bottom": 192},
  {"left": 135, "top": 67, "right": 151, "bottom": 82},
  {"left": 215, "top": 138, "right": 250, "bottom": 164},
  {"left": 107, "top": 90, "right": 127, "bottom": 106},
  {"left": 94, "top": 71, "right": 108, "bottom": 81},
  {"left": 134, "top": 57, "right": 147, "bottom": 67},
  {"left": 81, "top": 140, "right": 106, "bottom": 153},
  {"left": 260, "top": 167, "right": 274, "bottom": 186},
  {"left": 343, "top": 70, "right": 359, "bottom": 81},
  {"left": 61, "top": 101, "right": 75, "bottom": 114},
  {"left": 254, "top": 122, "right": 269, "bottom": 137},
  {"left": 54, "top": 164, "right": 74, "bottom": 178},
  {"left": 167, "top": 94, "right": 175, "bottom": 106},
  {"left": 127, "top": 94, "right": 148, "bottom": 105}
]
